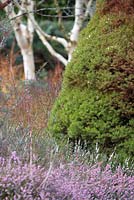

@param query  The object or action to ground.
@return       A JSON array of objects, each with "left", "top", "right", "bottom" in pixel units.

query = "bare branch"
[
  {"left": 84, "top": 0, "right": 94, "bottom": 18},
  {"left": 35, "top": 26, "right": 68, "bottom": 66},
  {"left": 28, "top": 16, "right": 68, "bottom": 65}
]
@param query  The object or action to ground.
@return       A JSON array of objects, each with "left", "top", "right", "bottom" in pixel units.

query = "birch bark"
[
  {"left": 30, "top": 0, "right": 94, "bottom": 65},
  {"left": 4, "top": 0, "right": 36, "bottom": 80}
]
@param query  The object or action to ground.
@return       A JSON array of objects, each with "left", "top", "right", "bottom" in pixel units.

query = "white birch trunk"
[
  {"left": 68, "top": 0, "right": 84, "bottom": 61},
  {"left": 8, "top": 0, "right": 94, "bottom": 68},
  {"left": 21, "top": 47, "right": 35, "bottom": 80},
  {"left": 28, "top": 0, "right": 93, "bottom": 65},
  {"left": 70, "top": 0, "right": 84, "bottom": 43},
  {"left": 28, "top": 0, "right": 87, "bottom": 65},
  {"left": 4, "top": 0, "right": 36, "bottom": 80},
  {"left": 14, "top": 21, "right": 35, "bottom": 80}
]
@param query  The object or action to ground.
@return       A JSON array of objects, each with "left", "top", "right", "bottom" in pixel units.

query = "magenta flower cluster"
[{"left": 0, "top": 152, "right": 134, "bottom": 200}]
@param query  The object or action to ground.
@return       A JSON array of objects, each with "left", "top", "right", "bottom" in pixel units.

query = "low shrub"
[{"left": 0, "top": 152, "right": 134, "bottom": 200}]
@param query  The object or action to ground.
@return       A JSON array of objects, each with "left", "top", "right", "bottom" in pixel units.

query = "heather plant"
[
  {"left": 0, "top": 80, "right": 59, "bottom": 165},
  {"left": 56, "top": 140, "right": 134, "bottom": 170},
  {"left": 0, "top": 107, "right": 58, "bottom": 166},
  {"left": 0, "top": 151, "right": 134, "bottom": 200},
  {"left": 0, "top": 83, "right": 134, "bottom": 199}
]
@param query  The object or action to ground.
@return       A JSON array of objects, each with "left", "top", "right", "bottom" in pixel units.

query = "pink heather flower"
[{"left": 0, "top": 153, "right": 134, "bottom": 199}]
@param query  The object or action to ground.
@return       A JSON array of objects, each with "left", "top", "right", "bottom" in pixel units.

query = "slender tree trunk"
[
  {"left": 14, "top": 23, "right": 36, "bottom": 80},
  {"left": 7, "top": 0, "right": 94, "bottom": 68},
  {"left": 68, "top": 0, "right": 84, "bottom": 61},
  {"left": 3, "top": 0, "right": 36, "bottom": 80},
  {"left": 21, "top": 47, "right": 35, "bottom": 80},
  {"left": 29, "top": 0, "right": 94, "bottom": 65},
  {"left": 70, "top": 0, "right": 84, "bottom": 43}
]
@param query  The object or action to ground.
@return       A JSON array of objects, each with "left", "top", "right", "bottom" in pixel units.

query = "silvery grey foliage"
[{"left": 0, "top": 18, "right": 12, "bottom": 48}]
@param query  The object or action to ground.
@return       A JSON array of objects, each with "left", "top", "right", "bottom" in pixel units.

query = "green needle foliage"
[{"left": 48, "top": 0, "right": 134, "bottom": 161}]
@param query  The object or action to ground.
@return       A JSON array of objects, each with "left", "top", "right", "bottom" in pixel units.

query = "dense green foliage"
[{"left": 48, "top": 0, "right": 134, "bottom": 160}]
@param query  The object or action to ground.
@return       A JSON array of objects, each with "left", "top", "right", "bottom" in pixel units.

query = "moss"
[{"left": 48, "top": 0, "right": 134, "bottom": 160}]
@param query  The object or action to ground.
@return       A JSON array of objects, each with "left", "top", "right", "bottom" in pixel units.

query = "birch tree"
[
  {"left": 2, "top": 0, "right": 96, "bottom": 80},
  {"left": 30, "top": 0, "right": 96, "bottom": 66},
  {"left": 3, "top": 0, "right": 36, "bottom": 80}
]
